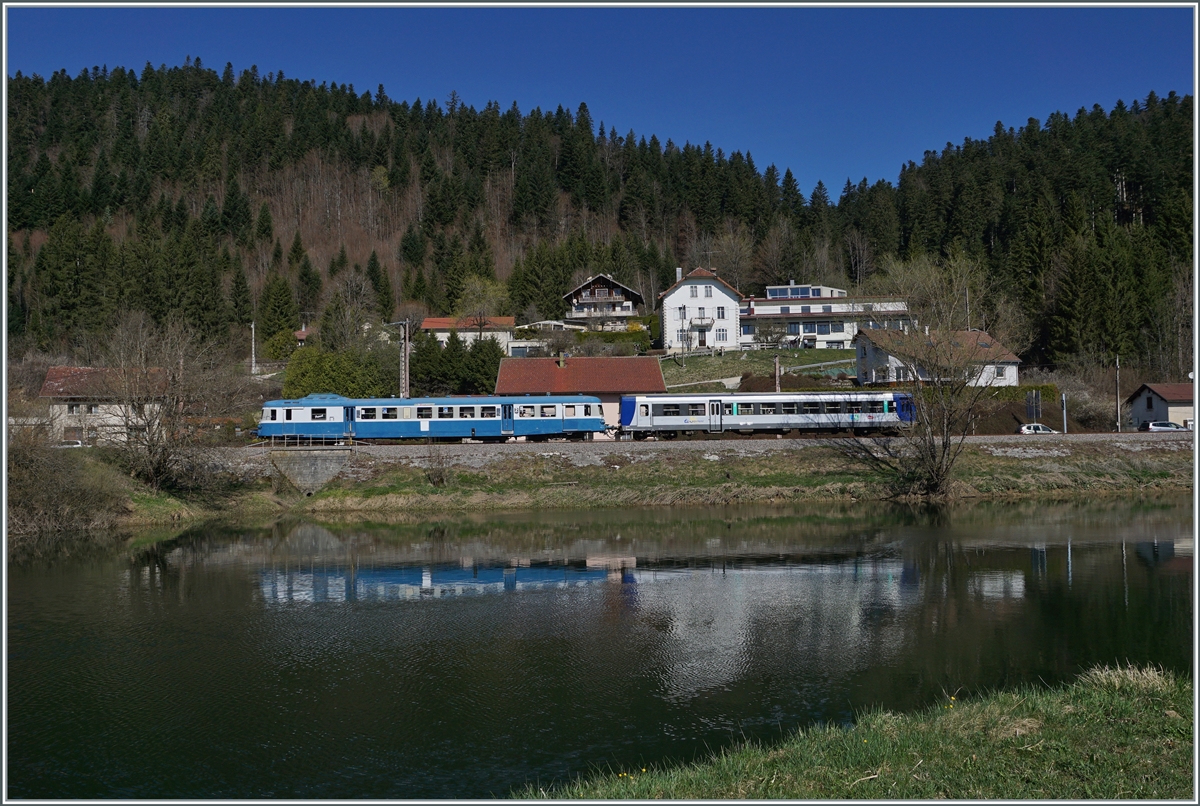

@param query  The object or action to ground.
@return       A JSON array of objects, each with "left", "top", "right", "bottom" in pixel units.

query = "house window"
[
  {"left": 817, "top": 323, "right": 831, "bottom": 335},
  {"left": 822, "top": 305, "right": 832, "bottom": 313},
  {"left": 741, "top": 324, "right": 755, "bottom": 335},
  {"left": 87, "top": 404, "right": 99, "bottom": 414},
  {"left": 704, "top": 285, "right": 713, "bottom": 297},
  {"left": 801, "top": 305, "right": 810, "bottom": 314},
  {"left": 875, "top": 367, "right": 889, "bottom": 383},
  {"left": 828, "top": 342, "right": 844, "bottom": 349},
  {"left": 787, "top": 323, "right": 801, "bottom": 335},
  {"left": 717, "top": 306, "right": 726, "bottom": 319},
  {"left": 831, "top": 322, "right": 844, "bottom": 333},
  {"left": 678, "top": 306, "right": 687, "bottom": 320},
  {"left": 1147, "top": 396, "right": 1154, "bottom": 411},
  {"left": 311, "top": 408, "right": 327, "bottom": 421},
  {"left": 716, "top": 328, "right": 728, "bottom": 342},
  {"left": 677, "top": 329, "right": 687, "bottom": 343},
  {"left": 780, "top": 306, "right": 790, "bottom": 314},
  {"left": 698, "top": 307, "right": 706, "bottom": 318},
  {"left": 896, "top": 367, "right": 910, "bottom": 381},
  {"left": 690, "top": 286, "right": 698, "bottom": 298},
  {"left": 803, "top": 323, "right": 816, "bottom": 334},
  {"left": 67, "top": 404, "right": 80, "bottom": 415},
  {"left": 995, "top": 366, "right": 1006, "bottom": 379}
]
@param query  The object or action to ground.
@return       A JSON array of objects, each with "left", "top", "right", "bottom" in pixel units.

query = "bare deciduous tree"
[
  {"left": 714, "top": 223, "right": 754, "bottom": 292},
  {"left": 836, "top": 256, "right": 1032, "bottom": 497}
]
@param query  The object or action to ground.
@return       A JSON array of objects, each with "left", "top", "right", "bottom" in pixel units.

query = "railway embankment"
[{"left": 186, "top": 432, "right": 1195, "bottom": 523}]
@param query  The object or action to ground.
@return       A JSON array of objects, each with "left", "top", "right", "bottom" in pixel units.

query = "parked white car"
[{"left": 1017, "top": 423, "right": 1057, "bottom": 435}]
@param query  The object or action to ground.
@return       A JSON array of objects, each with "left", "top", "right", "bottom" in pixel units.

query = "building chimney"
[
  {"left": 558, "top": 352, "right": 567, "bottom": 368},
  {"left": 676, "top": 267, "right": 683, "bottom": 282}
]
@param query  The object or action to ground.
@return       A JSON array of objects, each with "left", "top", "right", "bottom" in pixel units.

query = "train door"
[
  {"left": 708, "top": 399, "right": 723, "bottom": 433},
  {"left": 343, "top": 406, "right": 355, "bottom": 438},
  {"left": 501, "top": 404, "right": 514, "bottom": 435}
]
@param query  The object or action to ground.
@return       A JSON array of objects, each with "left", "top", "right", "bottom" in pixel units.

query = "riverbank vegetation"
[{"left": 520, "top": 665, "right": 1192, "bottom": 800}]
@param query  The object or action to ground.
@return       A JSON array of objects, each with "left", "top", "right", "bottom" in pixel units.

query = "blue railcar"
[
  {"left": 618, "top": 391, "right": 914, "bottom": 438},
  {"left": 257, "top": 393, "right": 605, "bottom": 442}
]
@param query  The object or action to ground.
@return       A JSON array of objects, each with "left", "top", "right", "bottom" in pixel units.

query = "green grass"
[
  {"left": 520, "top": 665, "right": 1193, "bottom": 800},
  {"left": 660, "top": 349, "right": 856, "bottom": 387}
]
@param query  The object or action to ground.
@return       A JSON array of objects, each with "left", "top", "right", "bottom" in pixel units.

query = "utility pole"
[
  {"left": 387, "top": 319, "right": 411, "bottom": 397},
  {"left": 1115, "top": 354, "right": 1121, "bottom": 432},
  {"left": 1061, "top": 392, "right": 1068, "bottom": 434},
  {"left": 250, "top": 321, "right": 257, "bottom": 376},
  {"left": 775, "top": 354, "right": 781, "bottom": 393}
]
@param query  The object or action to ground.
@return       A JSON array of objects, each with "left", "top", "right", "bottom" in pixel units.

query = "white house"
[
  {"left": 39, "top": 365, "right": 166, "bottom": 444},
  {"left": 657, "top": 268, "right": 742, "bottom": 353},
  {"left": 419, "top": 316, "right": 521, "bottom": 355},
  {"left": 738, "top": 281, "right": 912, "bottom": 350},
  {"left": 1125, "top": 383, "right": 1194, "bottom": 429},
  {"left": 853, "top": 329, "right": 1020, "bottom": 387}
]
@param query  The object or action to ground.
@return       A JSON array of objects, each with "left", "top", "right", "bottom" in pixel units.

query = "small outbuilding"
[
  {"left": 1125, "top": 383, "right": 1194, "bottom": 429},
  {"left": 39, "top": 365, "right": 166, "bottom": 444},
  {"left": 494, "top": 355, "right": 667, "bottom": 433}
]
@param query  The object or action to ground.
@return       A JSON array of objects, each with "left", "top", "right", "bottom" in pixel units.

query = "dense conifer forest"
[{"left": 6, "top": 58, "right": 1193, "bottom": 378}]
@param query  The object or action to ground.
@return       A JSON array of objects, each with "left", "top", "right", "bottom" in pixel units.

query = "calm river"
[{"left": 7, "top": 496, "right": 1192, "bottom": 799}]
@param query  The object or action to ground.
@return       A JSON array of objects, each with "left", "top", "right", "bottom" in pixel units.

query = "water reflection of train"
[{"left": 256, "top": 390, "right": 915, "bottom": 442}]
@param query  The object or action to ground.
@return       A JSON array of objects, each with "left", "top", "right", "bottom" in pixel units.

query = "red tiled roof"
[
  {"left": 1127, "top": 383, "right": 1194, "bottom": 405},
  {"left": 853, "top": 329, "right": 1020, "bottom": 364},
  {"left": 420, "top": 316, "right": 515, "bottom": 331},
  {"left": 658, "top": 268, "right": 744, "bottom": 301},
  {"left": 39, "top": 366, "right": 167, "bottom": 399},
  {"left": 494, "top": 356, "right": 667, "bottom": 395}
]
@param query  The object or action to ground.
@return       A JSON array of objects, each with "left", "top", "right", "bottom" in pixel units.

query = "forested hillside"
[{"left": 6, "top": 58, "right": 1192, "bottom": 377}]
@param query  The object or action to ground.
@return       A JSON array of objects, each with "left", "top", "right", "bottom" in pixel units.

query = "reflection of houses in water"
[
  {"left": 968, "top": 571, "right": 1025, "bottom": 600},
  {"left": 1136, "top": 539, "right": 1192, "bottom": 574}
]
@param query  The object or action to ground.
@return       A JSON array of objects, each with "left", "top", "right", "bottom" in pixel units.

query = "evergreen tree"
[
  {"left": 296, "top": 255, "right": 323, "bottom": 321},
  {"left": 258, "top": 272, "right": 300, "bottom": 340},
  {"left": 365, "top": 249, "right": 394, "bottom": 320},
  {"left": 230, "top": 262, "right": 253, "bottom": 325},
  {"left": 255, "top": 202, "right": 273, "bottom": 243}
]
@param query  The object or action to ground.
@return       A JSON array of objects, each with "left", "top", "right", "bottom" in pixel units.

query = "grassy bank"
[
  {"left": 520, "top": 665, "right": 1192, "bottom": 799},
  {"left": 298, "top": 439, "right": 1192, "bottom": 517}
]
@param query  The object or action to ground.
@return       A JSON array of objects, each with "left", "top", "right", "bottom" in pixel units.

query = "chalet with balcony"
[
  {"left": 739, "top": 281, "right": 911, "bottom": 350},
  {"left": 563, "top": 274, "right": 645, "bottom": 331},
  {"left": 658, "top": 268, "right": 743, "bottom": 353}
]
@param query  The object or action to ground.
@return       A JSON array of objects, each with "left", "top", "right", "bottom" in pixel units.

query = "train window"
[
  {"left": 459, "top": 407, "right": 475, "bottom": 418},
  {"left": 518, "top": 405, "right": 535, "bottom": 418},
  {"left": 723, "top": 403, "right": 733, "bottom": 416},
  {"left": 867, "top": 401, "right": 884, "bottom": 414},
  {"left": 540, "top": 405, "right": 557, "bottom": 417},
  {"left": 847, "top": 402, "right": 863, "bottom": 414},
  {"left": 480, "top": 406, "right": 498, "bottom": 418},
  {"left": 641, "top": 405, "right": 649, "bottom": 416},
  {"left": 402, "top": 407, "right": 415, "bottom": 419},
  {"left": 360, "top": 408, "right": 377, "bottom": 419},
  {"left": 285, "top": 409, "right": 293, "bottom": 421},
  {"left": 437, "top": 406, "right": 454, "bottom": 419},
  {"left": 802, "top": 402, "right": 821, "bottom": 415},
  {"left": 710, "top": 402, "right": 720, "bottom": 416},
  {"left": 782, "top": 402, "right": 798, "bottom": 415},
  {"left": 311, "top": 408, "right": 327, "bottom": 421},
  {"left": 382, "top": 407, "right": 398, "bottom": 419},
  {"left": 417, "top": 407, "right": 433, "bottom": 419},
  {"left": 564, "top": 405, "right": 576, "bottom": 417},
  {"left": 584, "top": 405, "right": 593, "bottom": 416},
  {"left": 270, "top": 409, "right": 277, "bottom": 421},
  {"left": 761, "top": 402, "right": 777, "bottom": 415},
  {"left": 662, "top": 404, "right": 680, "bottom": 417},
  {"left": 830, "top": 401, "right": 846, "bottom": 413},
  {"left": 688, "top": 403, "right": 704, "bottom": 416}
]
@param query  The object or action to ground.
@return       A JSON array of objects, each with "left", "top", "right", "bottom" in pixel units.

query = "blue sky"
[{"left": 5, "top": 5, "right": 1195, "bottom": 196}]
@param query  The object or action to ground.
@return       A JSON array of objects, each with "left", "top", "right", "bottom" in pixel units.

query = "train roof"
[
  {"left": 263, "top": 393, "right": 604, "bottom": 408},
  {"left": 620, "top": 391, "right": 909, "bottom": 399}
]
